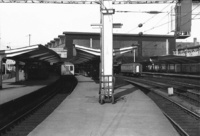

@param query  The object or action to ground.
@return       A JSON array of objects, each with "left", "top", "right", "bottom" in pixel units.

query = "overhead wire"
[
  {"left": 143, "top": 16, "right": 174, "bottom": 33},
  {"left": 142, "top": 3, "right": 171, "bottom": 25},
  {"left": 178, "top": 4, "right": 200, "bottom": 28},
  {"left": 143, "top": 2, "right": 200, "bottom": 34},
  {"left": 122, "top": 2, "right": 200, "bottom": 35},
  {"left": 100, "top": 0, "right": 199, "bottom": 35},
  {"left": 166, "top": 3, "right": 200, "bottom": 34},
  {"left": 152, "top": 6, "right": 174, "bottom": 32},
  {"left": 142, "top": 2, "right": 178, "bottom": 34},
  {"left": 124, "top": 2, "right": 174, "bottom": 33},
  {"left": 98, "top": 0, "right": 113, "bottom": 24}
]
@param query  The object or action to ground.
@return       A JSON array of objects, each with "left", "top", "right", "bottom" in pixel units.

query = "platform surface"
[
  {"left": 28, "top": 75, "right": 179, "bottom": 136},
  {"left": 0, "top": 72, "right": 59, "bottom": 105}
]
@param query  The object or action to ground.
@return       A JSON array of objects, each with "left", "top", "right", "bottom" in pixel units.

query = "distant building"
[{"left": 174, "top": 38, "right": 200, "bottom": 56}]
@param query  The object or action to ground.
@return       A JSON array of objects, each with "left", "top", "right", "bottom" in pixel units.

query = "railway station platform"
[
  {"left": 28, "top": 75, "right": 179, "bottom": 136},
  {"left": 143, "top": 72, "right": 200, "bottom": 79},
  {"left": 0, "top": 72, "right": 59, "bottom": 105}
]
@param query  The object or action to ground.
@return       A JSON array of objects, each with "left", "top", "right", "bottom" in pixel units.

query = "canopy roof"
[
  {"left": 67, "top": 44, "right": 137, "bottom": 64},
  {"left": 0, "top": 45, "right": 61, "bottom": 64},
  {"left": 0, "top": 44, "right": 136, "bottom": 65},
  {"left": 150, "top": 55, "right": 200, "bottom": 64}
]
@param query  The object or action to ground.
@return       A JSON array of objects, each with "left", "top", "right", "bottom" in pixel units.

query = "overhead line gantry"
[{"left": 0, "top": 0, "right": 178, "bottom": 4}]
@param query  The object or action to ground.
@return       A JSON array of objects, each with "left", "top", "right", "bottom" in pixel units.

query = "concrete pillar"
[
  {"left": 15, "top": 61, "right": 19, "bottom": 82},
  {"left": 102, "top": 0, "right": 113, "bottom": 76},
  {"left": 100, "top": 0, "right": 114, "bottom": 99},
  {"left": 138, "top": 40, "right": 143, "bottom": 58},
  {"left": 166, "top": 39, "right": 169, "bottom": 55},
  {"left": 65, "top": 35, "right": 74, "bottom": 59},
  {"left": 169, "top": 38, "right": 176, "bottom": 55}
]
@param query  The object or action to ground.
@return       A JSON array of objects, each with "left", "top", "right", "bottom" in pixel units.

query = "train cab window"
[{"left": 70, "top": 66, "right": 73, "bottom": 71}]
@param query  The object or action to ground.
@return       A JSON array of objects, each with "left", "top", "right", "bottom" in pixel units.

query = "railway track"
[
  {"left": 142, "top": 76, "right": 200, "bottom": 91},
  {"left": 140, "top": 76, "right": 200, "bottom": 106},
  {"left": 149, "top": 91, "right": 200, "bottom": 136},
  {"left": 120, "top": 75, "right": 200, "bottom": 106},
  {"left": 0, "top": 75, "right": 77, "bottom": 136},
  {"left": 118, "top": 76, "right": 200, "bottom": 136}
]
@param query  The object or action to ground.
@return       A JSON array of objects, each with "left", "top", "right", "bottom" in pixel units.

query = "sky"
[{"left": 0, "top": 2, "right": 199, "bottom": 50}]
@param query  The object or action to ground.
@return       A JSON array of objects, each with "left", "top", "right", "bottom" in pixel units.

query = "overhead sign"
[{"left": 175, "top": 0, "right": 192, "bottom": 38}]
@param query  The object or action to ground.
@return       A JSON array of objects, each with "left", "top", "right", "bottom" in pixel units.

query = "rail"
[
  {"left": 122, "top": 77, "right": 199, "bottom": 136},
  {"left": 0, "top": 75, "right": 77, "bottom": 135}
]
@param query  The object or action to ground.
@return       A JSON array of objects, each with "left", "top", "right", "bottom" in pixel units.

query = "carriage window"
[
  {"left": 70, "top": 66, "right": 73, "bottom": 71},
  {"left": 136, "top": 65, "right": 139, "bottom": 72}
]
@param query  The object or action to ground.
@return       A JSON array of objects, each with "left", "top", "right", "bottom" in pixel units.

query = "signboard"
[{"left": 175, "top": 0, "right": 192, "bottom": 38}]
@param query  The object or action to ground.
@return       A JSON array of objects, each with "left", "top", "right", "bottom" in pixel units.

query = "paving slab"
[{"left": 28, "top": 75, "right": 179, "bottom": 136}]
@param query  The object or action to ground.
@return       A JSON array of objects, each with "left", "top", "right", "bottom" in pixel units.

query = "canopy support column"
[
  {"left": 65, "top": 35, "right": 74, "bottom": 60},
  {"left": 138, "top": 40, "right": 142, "bottom": 59}
]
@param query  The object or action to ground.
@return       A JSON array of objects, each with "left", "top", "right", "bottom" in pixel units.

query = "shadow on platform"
[
  {"left": 78, "top": 80, "right": 97, "bottom": 83},
  {"left": 114, "top": 87, "right": 137, "bottom": 103},
  {"left": 3, "top": 80, "right": 54, "bottom": 86}
]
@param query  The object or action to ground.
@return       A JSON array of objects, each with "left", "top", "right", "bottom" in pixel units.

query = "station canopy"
[
  {"left": 0, "top": 44, "right": 61, "bottom": 64},
  {"left": 149, "top": 55, "right": 200, "bottom": 64},
  {"left": 68, "top": 44, "right": 137, "bottom": 64}
]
